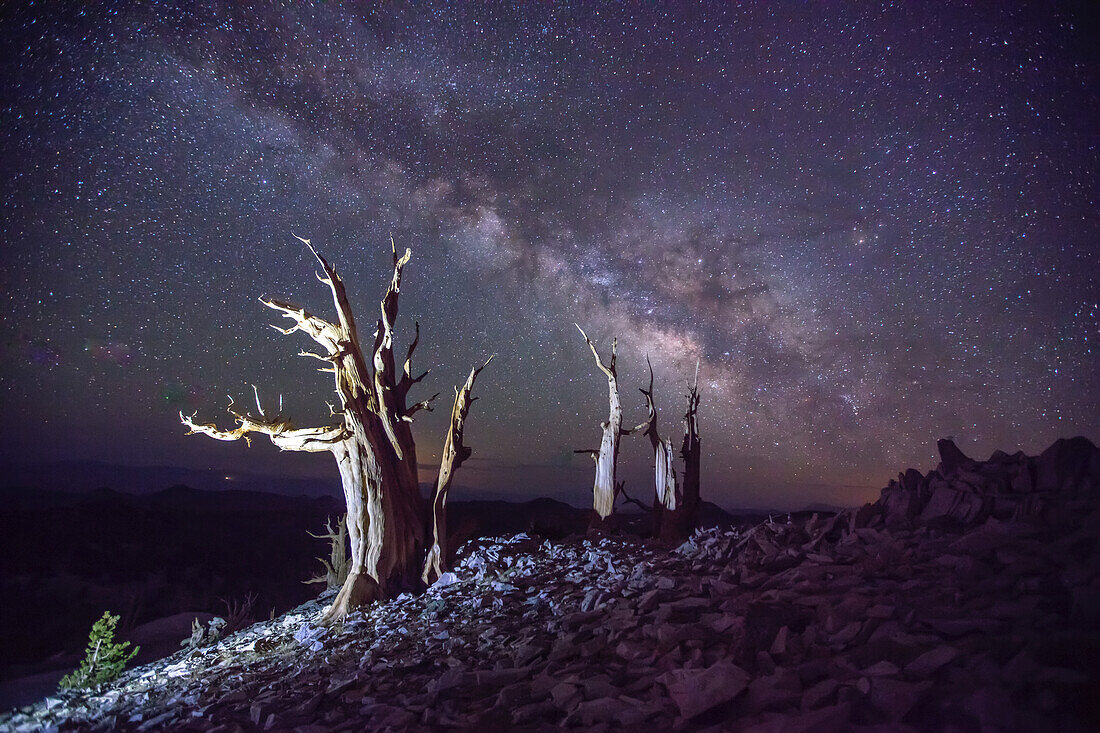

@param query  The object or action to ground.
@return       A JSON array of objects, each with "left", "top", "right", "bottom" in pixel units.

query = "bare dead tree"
[
  {"left": 304, "top": 514, "right": 349, "bottom": 590},
  {"left": 678, "top": 360, "right": 702, "bottom": 533},
  {"left": 574, "top": 324, "right": 633, "bottom": 521},
  {"left": 181, "top": 236, "right": 488, "bottom": 622},
  {"left": 635, "top": 355, "right": 680, "bottom": 537},
  {"left": 423, "top": 355, "right": 493, "bottom": 585}
]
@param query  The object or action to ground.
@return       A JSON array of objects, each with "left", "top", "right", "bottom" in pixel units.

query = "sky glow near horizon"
[{"left": 1, "top": 2, "right": 1097, "bottom": 509}]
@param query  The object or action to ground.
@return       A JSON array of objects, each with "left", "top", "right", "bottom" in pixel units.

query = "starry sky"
[{"left": 2, "top": 2, "right": 1097, "bottom": 510}]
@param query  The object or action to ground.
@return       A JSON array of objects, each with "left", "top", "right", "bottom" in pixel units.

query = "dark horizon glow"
[{"left": 1, "top": 2, "right": 1097, "bottom": 510}]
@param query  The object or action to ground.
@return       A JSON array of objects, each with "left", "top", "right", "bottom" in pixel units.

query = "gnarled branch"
[
  {"left": 373, "top": 238, "right": 414, "bottom": 457},
  {"left": 294, "top": 234, "right": 361, "bottom": 343},
  {"left": 402, "top": 392, "right": 440, "bottom": 422},
  {"left": 304, "top": 514, "right": 349, "bottom": 590},
  {"left": 575, "top": 323, "right": 616, "bottom": 380},
  {"left": 396, "top": 321, "right": 427, "bottom": 388},
  {"left": 615, "top": 480, "right": 651, "bottom": 512},
  {"left": 180, "top": 393, "right": 345, "bottom": 453},
  {"left": 261, "top": 297, "right": 342, "bottom": 355}
]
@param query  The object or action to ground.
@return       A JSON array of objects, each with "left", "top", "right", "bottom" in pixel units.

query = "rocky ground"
[{"left": 2, "top": 437, "right": 1097, "bottom": 732}]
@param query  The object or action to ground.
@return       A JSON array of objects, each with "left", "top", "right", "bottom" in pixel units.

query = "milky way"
[{"left": 2, "top": 2, "right": 1097, "bottom": 508}]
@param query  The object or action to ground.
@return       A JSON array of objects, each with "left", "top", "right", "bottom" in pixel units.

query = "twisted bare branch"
[
  {"left": 402, "top": 392, "right": 440, "bottom": 422},
  {"left": 261, "top": 297, "right": 342, "bottom": 355},
  {"left": 575, "top": 323, "right": 616, "bottom": 380},
  {"left": 180, "top": 393, "right": 345, "bottom": 453},
  {"left": 373, "top": 238, "right": 414, "bottom": 456}
]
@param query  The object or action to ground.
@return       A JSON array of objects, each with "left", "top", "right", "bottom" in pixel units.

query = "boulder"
[
  {"left": 801, "top": 678, "right": 839, "bottom": 710},
  {"left": 868, "top": 677, "right": 929, "bottom": 721},
  {"left": 937, "top": 438, "right": 976, "bottom": 475},
  {"left": 743, "top": 667, "right": 801, "bottom": 713},
  {"left": 567, "top": 696, "right": 632, "bottom": 726},
  {"left": 878, "top": 481, "right": 917, "bottom": 522},
  {"left": 658, "top": 661, "right": 750, "bottom": 719},
  {"left": 919, "top": 485, "right": 986, "bottom": 524},
  {"left": 904, "top": 646, "right": 959, "bottom": 678},
  {"left": 1035, "top": 436, "right": 1099, "bottom": 494},
  {"left": 1009, "top": 467, "right": 1034, "bottom": 493}
]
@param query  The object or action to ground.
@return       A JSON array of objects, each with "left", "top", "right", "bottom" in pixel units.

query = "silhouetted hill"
[
  {"left": 0, "top": 484, "right": 343, "bottom": 675},
  {"left": 0, "top": 470, "right": 802, "bottom": 699},
  {"left": 0, "top": 461, "right": 338, "bottom": 497},
  {"left": 0, "top": 483, "right": 735, "bottom": 678},
  {"left": 447, "top": 498, "right": 590, "bottom": 541},
  {"left": 6, "top": 436, "right": 1096, "bottom": 730}
]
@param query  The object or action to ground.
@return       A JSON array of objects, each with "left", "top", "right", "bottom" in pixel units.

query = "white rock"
[{"left": 434, "top": 572, "right": 459, "bottom": 588}]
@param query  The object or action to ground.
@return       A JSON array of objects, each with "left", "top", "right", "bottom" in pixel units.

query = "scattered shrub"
[
  {"left": 181, "top": 616, "right": 226, "bottom": 651},
  {"left": 221, "top": 591, "right": 257, "bottom": 635},
  {"left": 59, "top": 611, "right": 139, "bottom": 690}
]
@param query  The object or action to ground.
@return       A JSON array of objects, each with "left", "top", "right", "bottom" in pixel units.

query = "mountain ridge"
[{"left": 2, "top": 436, "right": 1097, "bottom": 729}]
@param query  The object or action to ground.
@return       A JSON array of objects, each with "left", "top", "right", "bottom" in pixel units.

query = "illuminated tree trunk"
[
  {"left": 575, "top": 324, "right": 631, "bottom": 521},
  {"left": 182, "top": 237, "right": 486, "bottom": 622},
  {"left": 423, "top": 356, "right": 493, "bottom": 585}
]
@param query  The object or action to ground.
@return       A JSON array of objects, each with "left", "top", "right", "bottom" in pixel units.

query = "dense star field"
[{"left": 1, "top": 2, "right": 1096, "bottom": 509}]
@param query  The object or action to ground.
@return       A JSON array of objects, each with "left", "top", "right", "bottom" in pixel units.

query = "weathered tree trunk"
[
  {"left": 182, "top": 236, "right": 449, "bottom": 622},
  {"left": 635, "top": 356, "right": 680, "bottom": 538},
  {"left": 575, "top": 324, "right": 631, "bottom": 521},
  {"left": 669, "top": 361, "right": 703, "bottom": 540},
  {"left": 423, "top": 356, "right": 493, "bottom": 585}
]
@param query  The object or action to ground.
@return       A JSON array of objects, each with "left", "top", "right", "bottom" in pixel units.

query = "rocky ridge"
[{"left": 2, "top": 437, "right": 1098, "bottom": 731}]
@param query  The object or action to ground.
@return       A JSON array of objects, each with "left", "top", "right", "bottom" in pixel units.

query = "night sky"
[{"left": 2, "top": 2, "right": 1097, "bottom": 510}]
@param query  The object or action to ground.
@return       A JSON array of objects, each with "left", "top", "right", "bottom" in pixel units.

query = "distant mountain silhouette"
[
  {"left": 0, "top": 483, "right": 588, "bottom": 676},
  {"left": 0, "top": 460, "right": 340, "bottom": 498},
  {"left": 0, "top": 476, "right": 769, "bottom": 683}
]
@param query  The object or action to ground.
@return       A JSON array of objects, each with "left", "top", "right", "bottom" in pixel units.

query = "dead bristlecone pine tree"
[
  {"left": 574, "top": 324, "right": 633, "bottom": 527},
  {"left": 669, "top": 360, "right": 702, "bottom": 539},
  {"left": 304, "top": 514, "right": 350, "bottom": 590},
  {"left": 181, "top": 235, "right": 489, "bottom": 622},
  {"left": 423, "top": 355, "right": 493, "bottom": 585},
  {"left": 633, "top": 355, "right": 681, "bottom": 539}
]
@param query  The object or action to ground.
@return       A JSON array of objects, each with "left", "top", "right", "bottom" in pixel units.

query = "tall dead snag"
[
  {"left": 575, "top": 324, "right": 631, "bottom": 521},
  {"left": 635, "top": 356, "right": 679, "bottom": 537},
  {"left": 182, "top": 236, "right": 486, "bottom": 623},
  {"left": 423, "top": 355, "right": 493, "bottom": 585},
  {"left": 669, "top": 361, "right": 703, "bottom": 540}
]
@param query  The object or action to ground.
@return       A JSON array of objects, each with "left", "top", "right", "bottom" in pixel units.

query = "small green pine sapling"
[{"left": 59, "top": 611, "right": 139, "bottom": 691}]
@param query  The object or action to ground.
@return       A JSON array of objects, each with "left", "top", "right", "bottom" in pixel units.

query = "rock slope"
[{"left": 2, "top": 437, "right": 1097, "bottom": 732}]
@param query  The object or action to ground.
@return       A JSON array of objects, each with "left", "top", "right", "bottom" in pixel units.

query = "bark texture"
[
  {"left": 181, "top": 236, "right": 487, "bottom": 622},
  {"left": 423, "top": 356, "right": 493, "bottom": 585},
  {"left": 575, "top": 324, "right": 629, "bottom": 519}
]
